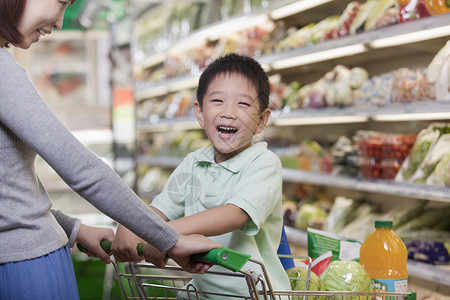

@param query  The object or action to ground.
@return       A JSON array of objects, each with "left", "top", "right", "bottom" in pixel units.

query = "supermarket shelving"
[{"left": 131, "top": 0, "right": 450, "bottom": 290}]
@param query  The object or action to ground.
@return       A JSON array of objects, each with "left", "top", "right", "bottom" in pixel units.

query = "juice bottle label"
[{"left": 372, "top": 278, "right": 408, "bottom": 299}]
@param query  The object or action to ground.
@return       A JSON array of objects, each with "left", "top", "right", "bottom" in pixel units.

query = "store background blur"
[{"left": 7, "top": 0, "right": 450, "bottom": 299}]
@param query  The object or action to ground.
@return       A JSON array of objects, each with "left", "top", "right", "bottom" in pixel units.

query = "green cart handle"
[
  {"left": 78, "top": 241, "right": 250, "bottom": 272},
  {"left": 192, "top": 248, "right": 251, "bottom": 272},
  {"left": 77, "top": 240, "right": 144, "bottom": 256}
]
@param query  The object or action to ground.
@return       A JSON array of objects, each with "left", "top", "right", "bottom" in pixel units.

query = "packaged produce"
[
  {"left": 427, "top": 40, "right": 450, "bottom": 101},
  {"left": 364, "top": 0, "right": 397, "bottom": 31},
  {"left": 338, "top": 203, "right": 380, "bottom": 240},
  {"left": 353, "top": 72, "right": 394, "bottom": 107},
  {"left": 382, "top": 199, "right": 428, "bottom": 230},
  {"left": 295, "top": 203, "right": 328, "bottom": 231},
  {"left": 407, "top": 240, "right": 450, "bottom": 265},
  {"left": 323, "top": 1, "right": 362, "bottom": 40},
  {"left": 398, "top": 0, "right": 431, "bottom": 23},
  {"left": 307, "top": 228, "right": 362, "bottom": 267},
  {"left": 428, "top": 151, "right": 450, "bottom": 186},
  {"left": 424, "top": 0, "right": 450, "bottom": 15},
  {"left": 360, "top": 220, "right": 408, "bottom": 295},
  {"left": 349, "top": 0, "right": 379, "bottom": 34},
  {"left": 320, "top": 260, "right": 372, "bottom": 296},
  {"left": 391, "top": 68, "right": 435, "bottom": 102},
  {"left": 412, "top": 134, "right": 450, "bottom": 183},
  {"left": 396, "top": 206, "right": 450, "bottom": 236},
  {"left": 324, "top": 196, "right": 356, "bottom": 234},
  {"left": 395, "top": 126, "right": 441, "bottom": 182}
]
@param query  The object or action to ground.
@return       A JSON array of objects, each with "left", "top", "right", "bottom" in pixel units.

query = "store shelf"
[
  {"left": 137, "top": 116, "right": 200, "bottom": 132},
  {"left": 260, "top": 13, "right": 450, "bottom": 70},
  {"left": 134, "top": 13, "right": 450, "bottom": 100},
  {"left": 282, "top": 168, "right": 450, "bottom": 203},
  {"left": 135, "top": 154, "right": 450, "bottom": 203},
  {"left": 137, "top": 101, "right": 450, "bottom": 131},
  {"left": 285, "top": 226, "right": 450, "bottom": 287}
]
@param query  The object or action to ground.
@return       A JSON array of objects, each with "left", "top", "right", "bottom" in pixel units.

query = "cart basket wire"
[{"left": 77, "top": 241, "right": 416, "bottom": 300}]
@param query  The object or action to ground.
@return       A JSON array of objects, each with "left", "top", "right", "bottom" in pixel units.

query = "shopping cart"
[{"left": 78, "top": 241, "right": 416, "bottom": 300}]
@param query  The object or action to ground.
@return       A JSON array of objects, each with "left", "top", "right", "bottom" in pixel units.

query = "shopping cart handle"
[
  {"left": 192, "top": 248, "right": 251, "bottom": 272},
  {"left": 76, "top": 240, "right": 144, "bottom": 256}
]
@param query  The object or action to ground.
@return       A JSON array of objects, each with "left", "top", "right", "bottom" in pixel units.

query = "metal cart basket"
[{"left": 102, "top": 245, "right": 416, "bottom": 300}]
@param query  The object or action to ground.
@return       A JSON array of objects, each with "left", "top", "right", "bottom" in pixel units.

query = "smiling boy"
[{"left": 113, "top": 53, "right": 291, "bottom": 298}]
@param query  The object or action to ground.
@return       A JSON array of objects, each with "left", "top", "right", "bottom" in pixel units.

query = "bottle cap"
[{"left": 375, "top": 220, "right": 393, "bottom": 228}]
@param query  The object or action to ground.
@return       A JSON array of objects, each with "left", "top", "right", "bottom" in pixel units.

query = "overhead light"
[
  {"left": 372, "top": 112, "right": 450, "bottom": 121},
  {"left": 370, "top": 25, "right": 450, "bottom": 48},
  {"left": 272, "top": 115, "right": 368, "bottom": 126},
  {"left": 270, "top": 0, "right": 334, "bottom": 20},
  {"left": 271, "top": 44, "right": 367, "bottom": 70}
]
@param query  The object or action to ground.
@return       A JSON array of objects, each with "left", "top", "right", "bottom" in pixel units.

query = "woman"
[{"left": 0, "top": 1, "right": 220, "bottom": 299}]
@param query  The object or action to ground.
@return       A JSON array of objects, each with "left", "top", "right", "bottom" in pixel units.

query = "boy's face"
[{"left": 194, "top": 72, "right": 270, "bottom": 163}]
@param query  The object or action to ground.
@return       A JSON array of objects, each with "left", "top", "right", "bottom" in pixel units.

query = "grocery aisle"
[{"left": 14, "top": 0, "right": 450, "bottom": 299}]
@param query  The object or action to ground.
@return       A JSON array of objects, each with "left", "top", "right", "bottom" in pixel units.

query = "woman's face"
[{"left": 15, "top": 0, "right": 70, "bottom": 49}]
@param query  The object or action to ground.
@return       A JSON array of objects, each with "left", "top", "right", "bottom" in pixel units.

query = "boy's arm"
[{"left": 168, "top": 204, "right": 249, "bottom": 236}]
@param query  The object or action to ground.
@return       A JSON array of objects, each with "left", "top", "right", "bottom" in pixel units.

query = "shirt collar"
[{"left": 195, "top": 142, "right": 268, "bottom": 173}]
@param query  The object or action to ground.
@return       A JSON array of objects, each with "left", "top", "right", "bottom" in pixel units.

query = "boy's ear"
[
  {"left": 255, "top": 108, "right": 271, "bottom": 134},
  {"left": 194, "top": 101, "right": 205, "bottom": 128}
]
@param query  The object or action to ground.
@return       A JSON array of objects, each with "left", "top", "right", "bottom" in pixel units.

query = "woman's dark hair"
[
  {"left": 0, "top": 0, "right": 76, "bottom": 48},
  {"left": 196, "top": 53, "right": 270, "bottom": 112},
  {"left": 0, "top": 0, "right": 26, "bottom": 47}
]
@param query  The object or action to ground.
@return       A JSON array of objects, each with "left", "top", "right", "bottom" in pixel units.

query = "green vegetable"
[
  {"left": 295, "top": 204, "right": 328, "bottom": 231},
  {"left": 286, "top": 267, "right": 324, "bottom": 300},
  {"left": 320, "top": 261, "right": 371, "bottom": 300}
]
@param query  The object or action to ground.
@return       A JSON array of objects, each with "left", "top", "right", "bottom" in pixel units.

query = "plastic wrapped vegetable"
[
  {"left": 396, "top": 207, "right": 450, "bottom": 236},
  {"left": 428, "top": 151, "right": 450, "bottom": 186},
  {"left": 320, "top": 260, "right": 372, "bottom": 298},
  {"left": 365, "top": 0, "right": 396, "bottom": 31},
  {"left": 427, "top": 40, "right": 450, "bottom": 101},
  {"left": 412, "top": 134, "right": 450, "bottom": 183},
  {"left": 395, "top": 127, "right": 440, "bottom": 181}
]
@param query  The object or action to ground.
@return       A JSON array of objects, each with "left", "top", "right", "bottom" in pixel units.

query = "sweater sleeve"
[
  {"left": 51, "top": 209, "right": 77, "bottom": 238},
  {"left": 0, "top": 49, "right": 179, "bottom": 252}
]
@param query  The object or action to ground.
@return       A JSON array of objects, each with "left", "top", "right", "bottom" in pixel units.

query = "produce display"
[
  {"left": 134, "top": 0, "right": 448, "bottom": 84},
  {"left": 282, "top": 192, "right": 450, "bottom": 259},
  {"left": 395, "top": 123, "right": 450, "bottom": 185}
]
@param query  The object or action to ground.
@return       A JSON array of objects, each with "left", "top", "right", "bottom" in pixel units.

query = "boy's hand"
[
  {"left": 142, "top": 243, "right": 168, "bottom": 268},
  {"left": 111, "top": 224, "right": 145, "bottom": 262},
  {"left": 76, "top": 224, "right": 114, "bottom": 264}
]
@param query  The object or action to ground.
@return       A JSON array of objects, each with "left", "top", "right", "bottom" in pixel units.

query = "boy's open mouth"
[{"left": 217, "top": 126, "right": 237, "bottom": 135}]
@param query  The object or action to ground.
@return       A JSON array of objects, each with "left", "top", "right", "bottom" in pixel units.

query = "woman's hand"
[
  {"left": 111, "top": 224, "right": 145, "bottom": 262},
  {"left": 76, "top": 224, "right": 114, "bottom": 264},
  {"left": 167, "top": 234, "right": 222, "bottom": 273}
]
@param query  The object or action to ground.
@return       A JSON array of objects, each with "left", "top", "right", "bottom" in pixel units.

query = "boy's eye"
[
  {"left": 211, "top": 99, "right": 223, "bottom": 103},
  {"left": 238, "top": 101, "right": 250, "bottom": 106}
]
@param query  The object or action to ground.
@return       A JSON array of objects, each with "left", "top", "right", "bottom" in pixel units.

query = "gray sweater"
[{"left": 0, "top": 48, "right": 178, "bottom": 264}]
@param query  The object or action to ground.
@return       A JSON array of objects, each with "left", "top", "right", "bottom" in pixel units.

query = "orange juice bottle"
[{"left": 360, "top": 220, "right": 408, "bottom": 295}]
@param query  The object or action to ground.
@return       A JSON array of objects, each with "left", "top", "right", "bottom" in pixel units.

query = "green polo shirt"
[{"left": 151, "top": 142, "right": 291, "bottom": 298}]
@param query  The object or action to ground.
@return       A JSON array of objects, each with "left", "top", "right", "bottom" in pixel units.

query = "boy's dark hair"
[{"left": 196, "top": 53, "right": 270, "bottom": 112}]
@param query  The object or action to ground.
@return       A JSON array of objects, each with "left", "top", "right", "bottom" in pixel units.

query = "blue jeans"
[{"left": 0, "top": 244, "right": 79, "bottom": 300}]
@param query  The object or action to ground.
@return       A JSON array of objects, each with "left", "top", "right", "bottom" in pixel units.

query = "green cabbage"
[
  {"left": 320, "top": 261, "right": 371, "bottom": 300},
  {"left": 286, "top": 267, "right": 324, "bottom": 300}
]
